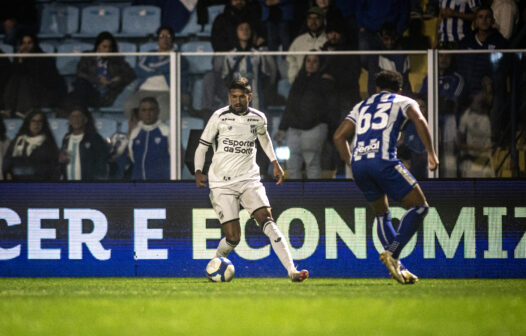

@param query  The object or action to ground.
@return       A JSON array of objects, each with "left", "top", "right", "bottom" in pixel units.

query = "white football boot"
[
  {"left": 379, "top": 251, "right": 405, "bottom": 284},
  {"left": 399, "top": 261, "right": 419, "bottom": 284}
]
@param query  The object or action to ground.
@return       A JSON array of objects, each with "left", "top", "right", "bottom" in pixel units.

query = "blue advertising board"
[{"left": 0, "top": 180, "right": 525, "bottom": 278}]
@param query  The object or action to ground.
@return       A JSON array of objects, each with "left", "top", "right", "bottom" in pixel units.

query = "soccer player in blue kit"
[{"left": 333, "top": 71, "right": 439, "bottom": 284}]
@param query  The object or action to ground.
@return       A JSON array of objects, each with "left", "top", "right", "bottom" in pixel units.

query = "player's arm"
[
  {"left": 333, "top": 119, "right": 356, "bottom": 167},
  {"left": 406, "top": 105, "right": 439, "bottom": 171},
  {"left": 258, "top": 131, "right": 284, "bottom": 185},
  {"left": 194, "top": 115, "right": 218, "bottom": 188}
]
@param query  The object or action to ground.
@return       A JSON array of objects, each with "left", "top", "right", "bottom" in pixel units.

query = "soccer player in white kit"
[{"left": 194, "top": 77, "right": 309, "bottom": 282}]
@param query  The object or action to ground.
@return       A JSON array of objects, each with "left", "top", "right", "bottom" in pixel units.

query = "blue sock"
[
  {"left": 376, "top": 211, "right": 395, "bottom": 249},
  {"left": 388, "top": 206, "right": 429, "bottom": 259}
]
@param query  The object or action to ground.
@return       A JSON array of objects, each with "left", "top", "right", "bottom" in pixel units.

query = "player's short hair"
[
  {"left": 229, "top": 77, "right": 252, "bottom": 94},
  {"left": 139, "top": 96, "right": 160, "bottom": 109},
  {"left": 375, "top": 70, "right": 403, "bottom": 92}
]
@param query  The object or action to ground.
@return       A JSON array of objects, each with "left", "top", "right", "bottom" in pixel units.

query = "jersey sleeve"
[
  {"left": 400, "top": 97, "right": 419, "bottom": 118},
  {"left": 199, "top": 112, "right": 219, "bottom": 146},
  {"left": 257, "top": 113, "right": 268, "bottom": 135},
  {"left": 346, "top": 103, "right": 360, "bottom": 124}
]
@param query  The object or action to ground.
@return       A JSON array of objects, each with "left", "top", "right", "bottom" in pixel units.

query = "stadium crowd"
[{"left": 0, "top": 0, "right": 525, "bottom": 180}]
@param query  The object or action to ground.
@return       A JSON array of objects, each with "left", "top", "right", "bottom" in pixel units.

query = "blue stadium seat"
[
  {"left": 4, "top": 119, "right": 23, "bottom": 140},
  {"left": 118, "top": 6, "right": 161, "bottom": 38},
  {"left": 180, "top": 40, "right": 213, "bottom": 74},
  {"left": 40, "top": 42, "right": 55, "bottom": 54},
  {"left": 74, "top": 5, "right": 120, "bottom": 38},
  {"left": 39, "top": 4, "right": 79, "bottom": 38},
  {"left": 48, "top": 118, "right": 69, "bottom": 145},
  {"left": 191, "top": 78, "right": 203, "bottom": 111},
  {"left": 56, "top": 41, "right": 92, "bottom": 75},
  {"left": 0, "top": 43, "right": 14, "bottom": 54},
  {"left": 118, "top": 41, "right": 137, "bottom": 68},
  {"left": 177, "top": 5, "right": 224, "bottom": 37},
  {"left": 95, "top": 118, "right": 118, "bottom": 141}
]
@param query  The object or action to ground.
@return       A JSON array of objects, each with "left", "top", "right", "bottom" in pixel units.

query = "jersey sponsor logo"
[
  {"left": 221, "top": 138, "right": 255, "bottom": 155},
  {"left": 221, "top": 117, "right": 235, "bottom": 121},
  {"left": 247, "top": 118, "right": 259, "bottom": 122},
  {"left": 250, "top": 125, "right": 257, "bottom": 135},
  {"left": 354, "top": 139, "right": 379, "bottom": 160}
]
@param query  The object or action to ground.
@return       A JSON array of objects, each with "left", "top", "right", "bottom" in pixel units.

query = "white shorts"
[{"left": 209, "top": 180, "right": 270, "bottom": 224}]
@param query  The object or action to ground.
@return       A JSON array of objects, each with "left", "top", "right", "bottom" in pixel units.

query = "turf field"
[{"left": 1, "top": 278, "right": 525, "bottom": 336}]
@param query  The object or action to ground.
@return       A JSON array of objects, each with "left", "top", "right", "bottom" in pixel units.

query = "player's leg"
[
  {"left": 252, "top": 207, "right": 308, "bottom": 282},
  {"left": 209, "top": 188, "right": 241, "bottom": 258}
]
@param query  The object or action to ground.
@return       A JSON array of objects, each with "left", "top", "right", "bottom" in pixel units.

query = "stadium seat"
[
  {"left": 177, "top": 4, "right": 224, "bottom": 37},
  {"left": 74, "top": 5, "right": 120, "bottom": 38},
  {"left": 40, "top": 42, "right": 55, "bottom": 54},
  {"left": 277, "top": 79, "right": 291, "bottom": 100},
  {"left": 118, "top": 6, "right": 161, "bottom": 38},
  {"left": 56, "top": 41, "right": 92, "bottom": 75},
  {"left": 48, "top": 117, "right": 69, "bottom": 145},
  {"left": 39, "top": 4, "right": 79, "bottom": 38},
  {"left": 0, "top": 43, "right": 14, "bottom": 54},
  {"left": 191, "top": 78, "right": 203, "bottom": 111},
  {"left": 95, "top": 118, "right": 118, "bottom": 141},
  {"left": 118, "top": 41, "right": 137, "bottom": 68},
  {"left": 4, "top": 119, "right": 23, "bottom": 140},
  {"left": 180, "top": 40, "right": 213, "bottom": 74}
]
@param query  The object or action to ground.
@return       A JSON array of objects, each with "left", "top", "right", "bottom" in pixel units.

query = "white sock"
[
  {"left": 262, "top": 220, "right": 296, "bottom": 275},
  {"left": 215, "top": 237, "right": 237, "bottom": 258}
]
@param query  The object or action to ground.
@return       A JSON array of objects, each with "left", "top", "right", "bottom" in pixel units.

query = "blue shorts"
[{"left": 351, "top": 159, "right": 417, "bottom": 202}]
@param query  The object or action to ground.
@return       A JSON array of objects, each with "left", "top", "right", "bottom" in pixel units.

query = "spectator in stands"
[
  {"left": 491, "top": 0, "right": 519, "bottom": 40},
  {"left": 286, "top": 6, "right": 327, "bottom": 83},
  {"left": 258, "top": 0, "right": 295, "bottom": 51},
  {"left": 0, "top": 116, "right": 10, "bottom": 180},
  {"left": 397, "top": 94, "right": 429, "bottom": 179},
  {"left": 436, "top": 0, "right": 480, "bottom": 49},
  {"left": 59, "top": 106, "right": 109, "bottom": 180},
  {"left": 321, "top": 21, "right": 360, "bottom": 115},
  {"left": 274, "top": 54, "right": 338, "bottom": 179},
  {"left": 66, "top": 32, "right": 136, "bottom": 109},
  {"left": 313, "top": 0, "right": 346, "bottom": 32},
  {"left": 3, "top": 33, "right": 66, "bottom": 118},
  {"left": 0, "top": 1, "right": 38, "bottom": 46},
  {"left": 124, "top": 26, "right": 176, "bottom": 122},
  {"left": 0, "top": 51, "right": 12, "bottom": 117},
  {"left": 400, "top": 18, "right": 431, "bottom": 50},
  {"left": 420, "top": 53, "right": 465, "bottom": 177},
  {"left": 458, "top": 91, "right": 494, "bottom": 177},
  {"left": 129, "top": 97, "right": 170, "bottom": 180},
  {"left": 2, "top": 110, "right": 59, "bottom": 180},
  {"left": 222, "top": 21, "right": 277, "bottom": 110},
  {"left": 366, "top": 22, "right": 412, "bottom": 95},
  {"left": 211, "top": 0, "right": 264, "bottom": 51}
]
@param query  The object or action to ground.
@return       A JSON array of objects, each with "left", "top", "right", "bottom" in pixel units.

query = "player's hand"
[
  {"left": 195, "top": 170, "right": 207, "bottom": 188},
  {"left": 428, "top": 152, "right": 439, "bottom": 171},
  {"left": 272, "top": 161, "right": 284, "bottom": 185}
]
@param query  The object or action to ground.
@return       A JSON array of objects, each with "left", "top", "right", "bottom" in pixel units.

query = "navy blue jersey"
[{"left": 346, "top": 92, "right": 418, "bottom": 162}]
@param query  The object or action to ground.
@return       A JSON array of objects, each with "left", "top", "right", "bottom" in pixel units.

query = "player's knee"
[{"left": 226, "top": 238, "right": 240, "bottom": 248}]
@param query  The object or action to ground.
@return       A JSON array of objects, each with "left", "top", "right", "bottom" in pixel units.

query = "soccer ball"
[{"left": 206, "top": 257, "right": 235, "bottom": 282}]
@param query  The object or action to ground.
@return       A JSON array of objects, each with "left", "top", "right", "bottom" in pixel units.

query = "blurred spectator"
[
  {"left": 211, "top": 0, "right": 264, "bottom": 51},
  {"left": 222, "top": 21, "right": 277, "bottom": 110},
  {"left": 491, "top": 0, "right": 519, "bottom": 40},
  {"left": 333, "top": 0, "right": 359, "bottom": 49},
  {"left": 436, "top": 0, "right": 480, "bottom": 49},
  {"left": 124, "top": 26, "right": 176, "bottom": 122},
  {"left": 3, "top": 33, "right": 66, "bottom": 118},
  {"left": 59, "top": 106, "right": 109, "bottom": 180},
  {"left": 286, "top": 6, "right": 327, "bottom": 83},
  {"left": 400, "top": 18, "right": 431, "bottom": 50},
  {"left": 321, "top": 21, "right": 360, "bottom": 115},
  {"left": 458, "top": 91, "right": 494, "bottom": 177},
  {"left": 274, "top": 54, "right": 338, "bottom": 179},
  {"left": 313, "top": 0, "right": 346, "bottom": 34},
  {"left": 458, "top": 6, "right": 508, "bottom": 97},
  {"left": 0, "top": 116, "right": 10, "bottom": 180},
  {"left": 0, "top": 1, "right": 38, "bottom": 46},
  {"left": 66, "top": 32, "right": 136, "bottom": 109},
  {"left": 2, "top": 111, "right": 59, "bottom": 180},
  {"left": 259, "top": 0, "right": 295, "bottom": 51},
  {"left": 0, "top": 52, "right": 11, "bottom": 116},
  {"left": 366, "top": 22, "right": 412, "bottom": 95},
  {"left": 420, "top": 53, "right": 465, "bottom": 177},
  {"left": 397, "top": 94, "right": 429, "bottom": 179},
  {"left": 129, "top": 97, "right": 170, "bottom": 180}
]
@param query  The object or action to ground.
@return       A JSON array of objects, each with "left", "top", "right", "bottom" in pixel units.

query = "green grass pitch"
[{"left": 1, "top": 277, "right": 525, "bottom": 336}]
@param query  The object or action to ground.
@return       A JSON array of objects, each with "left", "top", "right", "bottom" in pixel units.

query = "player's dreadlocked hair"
[
  {"left": 375, "top": 70, "right": 403, "bottom": 93},
  {"left": 229, "top": 77, "right": 252, "bottom": 94}
]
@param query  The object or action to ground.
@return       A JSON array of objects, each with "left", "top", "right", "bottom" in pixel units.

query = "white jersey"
[{"left": 199, "top": 106, "right": 268, "bottom": 188}]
